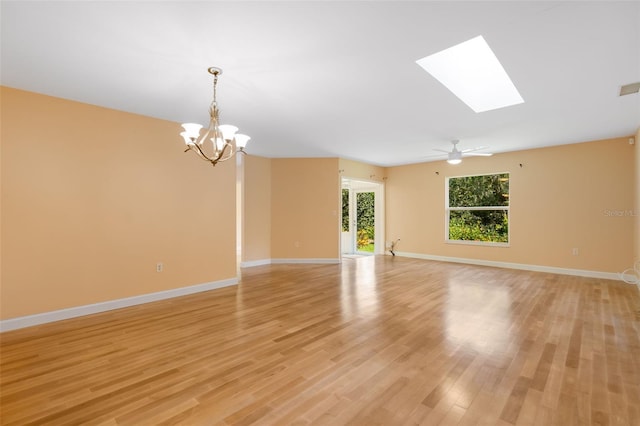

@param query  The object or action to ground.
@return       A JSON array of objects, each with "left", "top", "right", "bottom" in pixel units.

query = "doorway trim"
[{"left": 340, "top": 177, "right": 385, "bottom": 257}]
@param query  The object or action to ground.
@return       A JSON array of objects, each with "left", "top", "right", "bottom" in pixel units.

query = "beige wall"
[
  {"left": 386, "top": 137, "right": 635, "bottom": 273},
  {"left": 2, "top": 87, "right": 635, "bottom": 321},
  {"left": 1, "top": 87, "right": 237, "bottom": 319},
  {"left": 338, "top": 158, "right": 386, "bottom": 182},
  {"left": 243, "top": 156, "right": 344, "bottom": 262},
  {"left": 271, "top": 158, "right": 340, "bottom": 259},
  {"left": 242, "top": 155, "right": 272, "bottom": 263},
  {"left": 635, "top": 129, "right": 640, "bottom": 263}
]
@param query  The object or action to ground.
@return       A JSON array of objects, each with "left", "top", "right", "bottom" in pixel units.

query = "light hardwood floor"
[{"left": 1, "top": 256, "right": 639, "bottom": 425}]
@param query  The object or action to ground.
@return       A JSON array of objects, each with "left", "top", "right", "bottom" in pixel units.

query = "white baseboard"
[
  {"left": 271, "top": 258, "right": 340, "bottom": 264},
  {"left": 240, "top": 258, "right": 341, "bottom": 268},
  {"left": 0, "top": 277, "right": 238, "bottom": 333},
  {"left": 394, "top": 251, "right": 621, "bottom": 281},
  {"left": 240, "top": 259, "right": 272, "bottom": 268}
]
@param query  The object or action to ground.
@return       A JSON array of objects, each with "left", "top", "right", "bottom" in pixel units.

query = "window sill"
[{"left": 446, "top": 239, "right": 510, "bottom": 248}]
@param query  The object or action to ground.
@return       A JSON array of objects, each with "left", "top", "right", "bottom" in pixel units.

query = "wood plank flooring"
[{"left": 1, "top": 256, "right": 639, "bottom": 425}]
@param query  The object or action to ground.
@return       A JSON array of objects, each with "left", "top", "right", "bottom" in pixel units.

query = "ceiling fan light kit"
[
  {"left": 434, "top": 140, "right": 493, "bottom": 165},
  {"left": 447, "top": 150, "right": 463, "bottom": 165}
]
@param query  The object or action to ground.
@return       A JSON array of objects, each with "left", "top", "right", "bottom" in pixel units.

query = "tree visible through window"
[
  {"left": 446, "top": 173, "right": 509, "bottom": 244},
  {"left": 356, "top": 192, "right": 375, "bottom": 251},
  {"left": 342, "top": 189, "right": 349, "bottom": 232}
]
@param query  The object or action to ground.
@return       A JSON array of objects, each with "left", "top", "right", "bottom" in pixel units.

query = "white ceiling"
[{"left": 2, "top": 1, "right": 639, "bottom": 166}]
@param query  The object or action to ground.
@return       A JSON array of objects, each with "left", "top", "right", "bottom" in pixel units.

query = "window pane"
[
  {"left": 449, "top": 210, "right": 509, "bottom": 243},
  {"left": 356, "top": 192, "right": 375, "bottom": 251},
  {"left": 449, "top": 173, "right": 509, "bottom": 207},
  {"left": 341, "top": 189, "right": 349, "bottom": 232}
]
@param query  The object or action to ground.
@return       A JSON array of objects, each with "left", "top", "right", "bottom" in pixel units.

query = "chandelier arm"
[
  {"left": 186, "top": 139, "right": 239, "bottom": 166},
  {"left": 186, "top": 146, "right": 208, "bottom": 161},
  {"left": 198, "top": 123, "right": 224, "bottom": 160},
  {"left": 224, "top": 140, "right": 235, "bottom": 158},
  {"left": 186, "top": 144, "right": 204, "bottom": 160},
  {"left": 214, "top": 141, "right": 232, "bottom": 162},
  {"left": 190, "top": 141, "right": 221, "bottom": 165}
]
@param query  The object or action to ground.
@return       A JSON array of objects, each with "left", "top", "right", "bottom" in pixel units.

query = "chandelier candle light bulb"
[{"left": 180, "top": 67, "right": 250, "bottom": 166}]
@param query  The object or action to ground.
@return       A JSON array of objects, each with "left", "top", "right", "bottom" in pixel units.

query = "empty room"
[{"left": 1, "top": 1, "right": 639, "bottom": 425}]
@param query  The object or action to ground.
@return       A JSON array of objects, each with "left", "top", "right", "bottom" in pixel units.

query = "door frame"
[{"left": 340, "top": 177, "right": 385, "bottom": 256}]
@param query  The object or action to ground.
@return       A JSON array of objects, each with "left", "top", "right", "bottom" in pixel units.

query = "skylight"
[{"left": 416, "top": 36, "right": 524, "bottom": 113}]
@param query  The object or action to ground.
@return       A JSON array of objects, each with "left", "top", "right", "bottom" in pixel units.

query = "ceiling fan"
[{"left": 435, "top": 140, "right": 493, "bottom": 164}]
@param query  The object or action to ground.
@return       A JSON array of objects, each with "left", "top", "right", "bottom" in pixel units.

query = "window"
[{"left": 446, "top": 173, "right": 509, "bottom": 245}]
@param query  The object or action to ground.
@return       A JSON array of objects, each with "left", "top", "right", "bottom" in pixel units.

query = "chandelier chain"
[{"left": 212, "top": 72, "right": 218, "bottom": 108}]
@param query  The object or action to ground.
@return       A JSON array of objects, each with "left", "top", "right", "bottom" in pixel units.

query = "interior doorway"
[{"left": 341, "top": 178, "right": 384, "bottom": 257}]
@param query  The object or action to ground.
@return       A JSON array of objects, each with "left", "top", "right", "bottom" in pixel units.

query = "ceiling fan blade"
[
  {"left": 433, "top": 149, "right": 450, "bottom": 153},
  {"left": 463, "top": 152, "right": 493, "bottom": 157},
  {"left": 460, "top": 145, "right": 489, "bottom": 153}
]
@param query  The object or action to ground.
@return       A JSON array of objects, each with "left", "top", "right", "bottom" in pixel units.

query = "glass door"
[
  {"left": 341, "top": 178, "right": 383, "bottom": 257},
  {"left": 355, "top": 190, "right": 375, "bottom": 254},
  {"left": 341, "top": 188, "right": 354, "bottom": 254}
]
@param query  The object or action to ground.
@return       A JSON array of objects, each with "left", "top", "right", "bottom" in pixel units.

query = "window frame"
[{"left": 445, "top": 172, "right": 510, "bottom": 247}]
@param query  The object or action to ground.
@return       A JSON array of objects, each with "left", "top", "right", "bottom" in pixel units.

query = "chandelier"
[{"left": 180, "top": 67, "right": 250, "bottom": 166}]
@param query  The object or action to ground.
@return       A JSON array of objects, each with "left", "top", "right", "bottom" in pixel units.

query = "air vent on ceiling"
[{"left": 619, "top": 82, "right": 640, "bottom": 96}]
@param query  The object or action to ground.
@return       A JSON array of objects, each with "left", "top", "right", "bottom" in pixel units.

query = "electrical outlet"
[
  {"left": 572, "top": 248, "right": 579, "bottom": 256},
  {"left": 156, "top": 262, "right": 164, "bottom": 272}
]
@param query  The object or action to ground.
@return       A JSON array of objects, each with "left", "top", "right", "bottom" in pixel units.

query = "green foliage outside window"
[
  {"left": 448, "top": 173, "right": 509, "bottom": 243},
  {"left": 342, "top": 189, "right": 349, "bottom": 232},
  {"left": 356, "top": 192, "right": 375, "bottom": 248},
  {"left": 342, "top": 189, "right": 375, "bottom": 250},
  {"left": 449, "top": 174, "right": 509, "bottom": 207},
  {"left": 449, "top": 210, "right": 509, "bottom": 243}
]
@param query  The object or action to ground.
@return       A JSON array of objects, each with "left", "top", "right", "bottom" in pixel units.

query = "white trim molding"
[
  {"left": 394, "top": 251, "right": 621, "bottom": 281},
  {"left": 0, "top": 278, "right": 238, "bottom": 333},
  {"left": 240, "top": 259, "right": 272, "bottom": 268},
  {"left": 271, "top": 258, "right": 340, "bottom": 265},
  {"left": 240, "top": 258, "right": 341, "bottom": 268}
]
